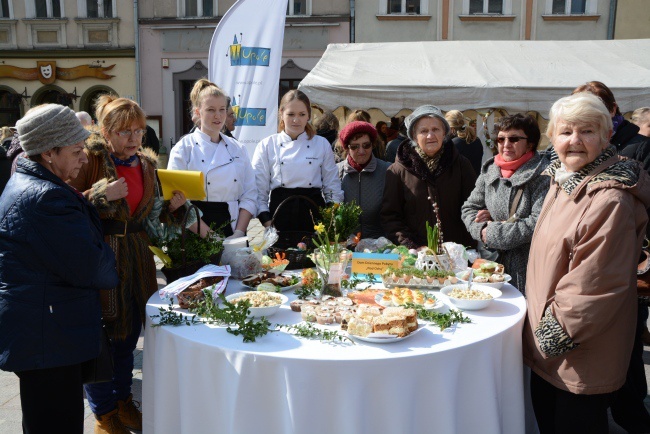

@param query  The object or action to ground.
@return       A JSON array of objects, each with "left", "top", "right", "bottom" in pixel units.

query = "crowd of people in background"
[{"left": 1, "top": 80, "right": 650, "bottom": 434}]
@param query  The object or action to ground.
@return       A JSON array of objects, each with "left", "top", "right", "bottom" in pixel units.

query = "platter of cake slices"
[
  {"left": 347, "top": 324, "right": 424, "bottom": 344},
  {"left": 344, "top": 305, "right": 424, "bottom": 344}
]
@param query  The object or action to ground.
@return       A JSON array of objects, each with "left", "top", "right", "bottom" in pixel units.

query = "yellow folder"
[{"left": 156, "top": 169, "right": 206, "bottom": 201}]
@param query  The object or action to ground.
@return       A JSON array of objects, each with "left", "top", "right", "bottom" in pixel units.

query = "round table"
[{"left": 143, "top": 280, "right": 527, "bottom": 434}]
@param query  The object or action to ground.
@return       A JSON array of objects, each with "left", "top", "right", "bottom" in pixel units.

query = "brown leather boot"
[
  {"left": 117, "top": 393, "right": 142, "bottom": 431},
  {"left": 95, "top": 408, "right": 130, "bottom": 434}
]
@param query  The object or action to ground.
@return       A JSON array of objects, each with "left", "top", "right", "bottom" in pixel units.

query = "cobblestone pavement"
[{"left": 0, "top": 219, "right": 648, "bottom": 433}]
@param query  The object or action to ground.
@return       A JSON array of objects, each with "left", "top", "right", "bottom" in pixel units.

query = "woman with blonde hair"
[
  {"left": 169, "top": 78, "right": 257, "bottom": 238},
  {"left": 252, "top": 89, "right": 342, "bottom": 231},
  {"left": 445, "top": 110, "right": 483, "bottom": 175},
  {"left": 314, "top": 110, "right": 340, "bottom": 146},
  {"left": 0, "top": 126, "right": 13, "bottom": 142},
  {"left": 69, "top": 95, "right": 200, "bottom": 433},
  {"left": 632, "top": 107, "right": 650, "bottom": 138},
  {"left": 346, "top": 109, "right": 371, "bottom": 124}
]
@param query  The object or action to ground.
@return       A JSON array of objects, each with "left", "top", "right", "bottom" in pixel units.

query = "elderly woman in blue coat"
[{"left": 0, "top": 104, "right": 118, "bottom": 434}]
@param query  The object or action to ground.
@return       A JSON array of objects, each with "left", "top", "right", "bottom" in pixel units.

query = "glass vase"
[{"left": 311, "top": 246, "right": 352, "bottom": 298}]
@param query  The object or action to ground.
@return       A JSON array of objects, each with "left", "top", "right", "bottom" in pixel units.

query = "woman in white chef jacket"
[
  {"left": 252, "top": 89, "right": 343, "bottom": 231},
  {"left": 168, "top": 79, "right": 256, "bottom": 238}
]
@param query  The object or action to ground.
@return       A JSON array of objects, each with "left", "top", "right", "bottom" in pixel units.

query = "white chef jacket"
[
  {"left": 168, "top": 129, "right": 257, "bottom": 231},
  {"left": 251, "top": 131, "right": 344, "bottom": 215}
]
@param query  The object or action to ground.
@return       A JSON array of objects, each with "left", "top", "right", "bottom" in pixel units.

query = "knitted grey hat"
[
  {"left": 17, "top": 104, "right": 90, "bottom": 156},
  {"left": 404, "top": 105, "right": 450, "bottom": 141}
]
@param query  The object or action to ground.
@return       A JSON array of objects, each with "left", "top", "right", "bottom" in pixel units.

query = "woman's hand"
[
  {"left": 105, "top": 177, "right": 128, "bottom": 201},
  {"left": 481, "top": 225, "right": 488, "bottom": 243},
  {"left": 474, "top": 209, "right": 492, "bottom": 223},
  {"left": 188, "top": 218, "right": 214, "bottom": 238},
  {"left": 168, "top": 190, "right": 186, "bottom": 212}
]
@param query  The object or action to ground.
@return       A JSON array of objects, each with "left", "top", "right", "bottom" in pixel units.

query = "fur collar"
[
  {"left": 395, "top": 138, "right": 456, "bottom": 182},
  {"left": 85, "top": 127, "right": 158, "bottom": 167}
]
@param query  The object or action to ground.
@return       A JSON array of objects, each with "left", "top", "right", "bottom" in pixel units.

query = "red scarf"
[
  {"left": 494, "top": 151, "right": 534, "bottom": 178},
  {"left": 347, "top": 154, "right": 370, "bottom": 173}
]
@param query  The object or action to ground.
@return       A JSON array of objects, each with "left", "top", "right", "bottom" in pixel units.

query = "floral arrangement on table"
[
  {"left": 306, "top": 202, "right": 361, "bottom": 297},
  {"left": 317, "top": 201, "right": 362, "bottom": 247}
]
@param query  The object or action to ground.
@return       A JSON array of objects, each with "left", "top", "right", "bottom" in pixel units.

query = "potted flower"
[{"left": 415, "top": 221, "right": 451, "bottom": 272}]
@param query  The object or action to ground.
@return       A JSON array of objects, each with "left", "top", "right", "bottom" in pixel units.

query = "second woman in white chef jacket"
[
  {"left": 168, "top": 79, "right": 256, "bottom": 238},
  {"left": 252, "top": 89, "right": 343, "bottom": 231}
]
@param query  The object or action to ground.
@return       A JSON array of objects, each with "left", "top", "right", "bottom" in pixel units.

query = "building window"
[
  {"left": 0, "top": 89, "right": 22, "bottom": 129},
  {"left": 34, "top": 0, "right": 61, "bottom": 18},
  {"left": 551, "top": 0, "right": 585, "bottom": 14},
  {"left": 0, "top": 21, "right": 17, "bottom": 48},
  {"left": 1, "top": 0, "right": 11, "bottom": 18},
  {"left": 286, "top": 0, "right": 310, "bottom": 16},
  {"left": 86, "top": 0, "right": 113, "bottom": 18},
  {"left": 469, "top": 0, "right": 503, "bottom": 14},
  {"left": 379, "top": 0, "right": 427, "bottom": 15},
  {"left": 545, "top": 0, "right": 595, "bottom": 15},
  {"left": 181, "top": 0, "right": 216, "bottom": 17},
  {"left": 24, "top": 19, "right": 67, "bottom": 47},
  {"left": 462, "top": 0, "right": 511, "bottom": 15},
  {"left": 387, "top": 0, "right": 420, "bottom": 14}
]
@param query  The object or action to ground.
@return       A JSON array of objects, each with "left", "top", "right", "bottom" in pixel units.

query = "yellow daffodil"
[{"left": 314, "top": 223, "right": 325, "bottom": 234}]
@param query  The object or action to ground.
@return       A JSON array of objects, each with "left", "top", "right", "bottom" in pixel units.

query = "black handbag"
[{"left": 81, "top": 326, "right": 114, "bottom": 384}]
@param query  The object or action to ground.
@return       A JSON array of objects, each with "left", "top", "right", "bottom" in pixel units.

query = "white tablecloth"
[{"left": 143, "top": 281, "right": 527, "bottom": 434}]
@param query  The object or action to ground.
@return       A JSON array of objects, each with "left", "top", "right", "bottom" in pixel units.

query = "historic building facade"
[
  {"left": 137, "top": 0, "right": 349, "bottom": 147},
  {"left": 0, "top": 0, "right": 136, "bottom": 127}
]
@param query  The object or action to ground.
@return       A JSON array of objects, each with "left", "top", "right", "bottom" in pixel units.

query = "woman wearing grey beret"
[
  {"left": 0, "top": 104, "right": 119, "bottom": 433},
  {"left": 381, "top": 105, "right": 477, "bottom": 249}
]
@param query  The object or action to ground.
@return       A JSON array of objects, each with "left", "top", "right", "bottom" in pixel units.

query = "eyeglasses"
[
  {"left": 348, "top": 143, "right": 373, "bottom": 151},
  {"left": 496, "top": 136, "right": 528, "bottom": 144},
  {"left": 116, "top": 129, "right": 146, "bottom": 138}
]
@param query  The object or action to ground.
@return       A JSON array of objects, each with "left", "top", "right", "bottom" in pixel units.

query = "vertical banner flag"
[{"left": 208, "top": 0, "right": 288, "bottom": 157}]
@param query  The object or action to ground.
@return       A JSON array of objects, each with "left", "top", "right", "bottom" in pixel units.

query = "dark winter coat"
[
  {"left": 452, "top": 136, "right": 484, "bottom": 176},
  {"left": 381, "top": 139, "right": 477, "bottom": 249},
  {"left": 461, "top": 153, "right": 550, "bottom": 293},
  {"left": 0, "top": 158, "right": 118, "bottom": 372},
  {"left": 337, "top": 155, "right": 391, "bottom": 239},
  {"left": 615, "top": 120, "right": 650, "bottom": 173}
]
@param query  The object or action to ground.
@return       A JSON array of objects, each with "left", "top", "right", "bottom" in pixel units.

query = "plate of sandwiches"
[
  {"left": 347, "top": 324, "right": 424, "bottom": 344},
  {"left": 345, "top": 305, "right": 423, "bottom": 344}
]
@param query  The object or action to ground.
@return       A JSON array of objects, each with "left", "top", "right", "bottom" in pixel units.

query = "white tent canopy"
[{"left": 298, "top": 39, "right": 650, "bottom": 117}]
